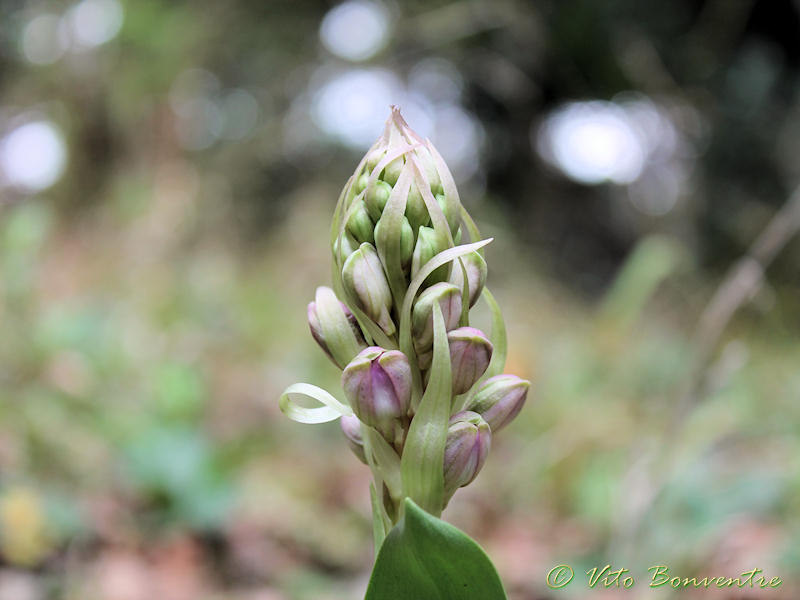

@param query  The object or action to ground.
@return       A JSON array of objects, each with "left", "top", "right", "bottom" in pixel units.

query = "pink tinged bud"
[
  {"left": 340, "top": 414, "right": 367, "bottom": 464},
  {"left": 448, "top": 327, "right": 493, "bottom": 395},
  {"left": 307, "top": 287, "right": 367, "bottom": 369},
  {"left": 467, "top": 375, "right": 530, "bottom": 433},
  {"left": 341, "top": 243, "right": 396, "bottom": 336},
  {"left": 443, "top": 411, "right": 491, "bottom": 497},
  {"left": 411, "top": 282, "right": 463, "bottom": 354},
  {"left": 341, "top": 347, "right": 412, "bottom": 429},
  {"left": 449, "top": 251, "right": 487, "bottom": 308}
]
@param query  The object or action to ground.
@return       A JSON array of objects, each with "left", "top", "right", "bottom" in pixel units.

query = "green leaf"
[
  {"left": 401, "top": 304, "right": 450, "bottom": 516},
  {"left": 365, "top": 498, "right": 507, "bottom": 600},
  {"left": 279, "top": 383, "right": 352, "bottom": 424}
]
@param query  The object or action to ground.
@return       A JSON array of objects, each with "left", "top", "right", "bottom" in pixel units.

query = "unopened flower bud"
[
  {"left": 365, "top": 180, "right": 393, "bottom": 221},
  {"left": 435, "top": 193, "right": 460, "bottom": 236},
  {"left": 443, "top": 411, "right": 491, "bottom": 497},
  {"left": 307, "top": 288, "right": 367, "bottom": 369},
  {"left": 374, "top": 214, "right": 415, "bottom": 271},
  {"left": 383, "top": 156, "right": 405, "bottom": 186},
  {"left": 342, "top": 347, "right": 412, "bottom": 429},
  {"left": 411, "top": 282, "right": 462, "bottom": 353},
  {"left": 467, "top": 375, "right": 529, "bottom": 433},
  {"left": 340, "top": 414, "right": 367, "bottom": 464},
  {"left": 355, "top": 173, "right": 369, "bottom": 194},
  {"left": 449, "top": 251, "right": 487, "bottom": 308},
  {"left": 417, "top": 146, "right": 444, "bottom": 196},
  {"left": 448, "top": 327, "right": 493, "bottom": 395},
  {"left": 342, "top": 243, "right": 395, "bottom": 336},
  {"left": 411, "top": 226, "right": 450, "bottom": 286},
  {"left": 346, "top": 197, "right": 375, "bottom": 245},
  {"left": 416, "top": 348, "right": 434, "bottom": 371},
  {"left": 333, "top": 231, "right": 360, "bottom": 262},
  {"left": 405, "top": 183, "right": 430, "bottom": 231},
  {"left": 365, "top": 147, "right": 385, "bottom": 172}
]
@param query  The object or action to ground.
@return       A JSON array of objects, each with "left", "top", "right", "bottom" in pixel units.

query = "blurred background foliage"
[{"left": 1, "top": 0, "right": 799, "bottom": 598}]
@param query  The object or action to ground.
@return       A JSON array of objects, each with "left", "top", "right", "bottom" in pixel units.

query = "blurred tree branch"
[{"left": 614, "top": 182, "right": 800, "bottom": 557}]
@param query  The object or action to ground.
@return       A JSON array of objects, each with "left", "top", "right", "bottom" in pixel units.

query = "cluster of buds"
[{"left": 286, "top": 108, "right": 529, "bottom": 524}]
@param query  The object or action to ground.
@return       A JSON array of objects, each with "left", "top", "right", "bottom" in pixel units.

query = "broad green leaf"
[
  {"left": 365, "top": 498, "right": 507, "bottom": 600},
  {"left": 401, "top": 304, "right": 450, "bottom": 516},
  {"left": 278, "top": 383, "right": 352, "bottom": 424}
]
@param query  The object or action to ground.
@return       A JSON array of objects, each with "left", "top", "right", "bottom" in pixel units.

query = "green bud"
[
  {"left": 333, "top": 231, "right": 360, "bottom": 263},
  {"left": 405, "top": 183, "right": 430, "bottom": 231},
  {"left": 365, "top": 148, "right": 385, "bottom": 172},
  {"left": 417, "top": 145, "right": 444, "bottom": 196},
  {"left": 411, "top": 226, "right": 451, "bottom": 287},
  {"left": 355, "top": 173, "right": 369, "bottom": 194},
  {"left": 346, "top": 197, "right": 375, "bottom": 245},
  {"left": 365, "top": 180, "right": 393, "bottom": 221},
  {"left": 342, "top": 243, "right": 395, "bottom": 336},
  {"left": 383, "top": 155, "right": 404, "bottom": 186},
  {"left": 375, "top": 214, "right": 415, "bottom": 271},
  {"left": 435, "top": 193, "right": 460, "bottom": 236}
]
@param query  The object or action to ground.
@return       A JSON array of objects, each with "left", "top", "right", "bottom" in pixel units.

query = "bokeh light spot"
[
  {"left": 536, "top": 101, "right": 645, "bottom": 185},
  {"left": 67, "top": 0, "right": 124, "bottom": 48},
  {"left": 313, "top": 69, "right": 404, "bottom": 148},
  {"left": 0, "top": 121, "right": 67, "bottom": 192},
  {"left": 22, "top": 14, "right": 67, "bottom": 65},
  {"left": 319, "top": 1, "right": 390, "bottom": 62}
]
